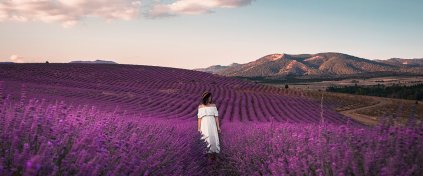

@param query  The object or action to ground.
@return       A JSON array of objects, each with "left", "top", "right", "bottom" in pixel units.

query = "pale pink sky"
[{"left": 1, "top": 0, "right": 422, "bottom": 69}]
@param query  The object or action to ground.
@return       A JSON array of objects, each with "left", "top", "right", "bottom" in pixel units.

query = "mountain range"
[
  {"left": 194, "top": 53, "right": 422, "bottom": 78},
  {"left": 69, "top": 60, "right": 118, "bottom": 64}
]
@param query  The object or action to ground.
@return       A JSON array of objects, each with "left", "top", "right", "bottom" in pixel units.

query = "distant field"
[
  {"left": 282, "top": 76, "right": 423, "bottom": 91},
  {"left": 0, "top": 63, "right": 352, "bottom": 125},
  {"left": 266, "top": 84, "right": 422, "bottom": 125},
  {"left": 1, "top": 64, "right": 422, "bottom": 175}
]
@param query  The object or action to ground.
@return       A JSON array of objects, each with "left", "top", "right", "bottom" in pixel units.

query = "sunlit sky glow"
[{"left": 1, "top": 0, "right": 422, "bottom": 69}]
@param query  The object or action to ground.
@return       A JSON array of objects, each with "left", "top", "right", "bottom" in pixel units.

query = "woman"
[{"left": 197, "top": 91, "right": 221, "bottom": 156}]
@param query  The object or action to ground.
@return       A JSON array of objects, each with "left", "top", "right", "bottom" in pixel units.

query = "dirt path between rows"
[{"left": 338, "top": 97, "right": 391, "bottom": 126}]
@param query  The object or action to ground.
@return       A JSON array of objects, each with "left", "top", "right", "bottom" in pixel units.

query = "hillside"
[
  {"left": 1, "top": 64, "right": 421, "bottom": 176},
  {"left": 376, "top": 58, "right": 423, "bottom": 67},
  {"left": 69, "top": 60, "right": 118, "bottom": 64},
  {"left": 194, "top": 63, "right": 240, "bottom": 74},
  {"left": 195, "top": 53, "right": 423, "bottom": 78},
  {"left": 0, "top": 63, "right": 354, "bottom": 125}
]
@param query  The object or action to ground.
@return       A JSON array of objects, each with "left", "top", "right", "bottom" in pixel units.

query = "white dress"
[{"left": 198, "top": 106, "right": 220, "bottom": 153}]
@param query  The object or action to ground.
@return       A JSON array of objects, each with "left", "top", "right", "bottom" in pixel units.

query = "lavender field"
[
  {"left": 0, "top": 64, "right": 422, "bottom": 175},
  {"left": 0, "top": 64, "right": 352, "bottom": 124}
]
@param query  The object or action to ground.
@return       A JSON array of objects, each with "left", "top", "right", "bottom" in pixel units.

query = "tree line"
[{"left": 326, "top": 83, "right": 423, "bottom": 100}]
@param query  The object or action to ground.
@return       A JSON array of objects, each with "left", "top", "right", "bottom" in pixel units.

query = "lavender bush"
[
  {"left": 0, "top": 64, "right": 354, "bottom": 124},
  {"left": 1, "top": 96, "right": 422, "bottom": 175},
  {"left": 0, "top": 97, "right": 210, "bottom": 175},
  {"left": 0, "top": 65, "right": 422, "bottom": 175},
  {"left": 221, "top": 121, "right": 422, "bottom": 175}
]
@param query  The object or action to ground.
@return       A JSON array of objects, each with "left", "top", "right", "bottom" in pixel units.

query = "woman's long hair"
[{"left": 201, "top": 92, "right": 213, "bottom": 105}]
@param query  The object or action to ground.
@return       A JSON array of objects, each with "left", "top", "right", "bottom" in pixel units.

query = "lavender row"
[{"left": 1, "top": 96, "right": 422, "bottom": 175}]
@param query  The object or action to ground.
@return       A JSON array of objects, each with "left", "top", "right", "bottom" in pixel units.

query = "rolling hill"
[
  {"left": 69, "top": 60, "right": 118, "bottom": 64},
  {"left": 376, "top": 58, "right": 423, "bottom": 67},
  {"left": 195, "top": 53, "right": 423, "bottom": 78},
  {"left": 0, "top": 63, "right": 354, "bottom": 124},
  {"left": 194, "top": 63, "right": 241, "bottom": 74}
]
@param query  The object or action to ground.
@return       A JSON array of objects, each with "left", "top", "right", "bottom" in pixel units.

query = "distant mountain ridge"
[
  {"left": 376, "top": 58, "right": 423, "bottom": 67},
  {"left": 69, "top": 60, "right": 117, "bottom": 64},
  {"left": 194, "top": 63, "right": 240, "bottom": 73},
  {"left": 194, "top": 53, "right": 422, "bottom": 78}
]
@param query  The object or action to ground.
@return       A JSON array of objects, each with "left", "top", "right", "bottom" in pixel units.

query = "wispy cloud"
[
  {"left": 149, "top": 0, "right": 255, "bottom": 17},
  {"left": 0, "top": 0, "right": 255, "bottom": 26},
  {"left": 0, "top": 0, "right": 142, "bottom": 27}
]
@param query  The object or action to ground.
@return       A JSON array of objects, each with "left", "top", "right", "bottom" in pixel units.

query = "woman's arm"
[
  {"left": 198, "top": 117, "right": 201, "bottom": 132},
  {"left": 215, "top": 116, "right": 221, "bottom": 132}
]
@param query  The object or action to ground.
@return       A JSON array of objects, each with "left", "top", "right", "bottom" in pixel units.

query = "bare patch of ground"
[{"left": 266, "top": 76, "right": 422, "bottom": 126}]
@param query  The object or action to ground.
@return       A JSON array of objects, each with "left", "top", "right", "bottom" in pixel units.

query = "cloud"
[
  {"left": 0, "top": 0, "right": 142, "bottom": 27},
  {"left": 149, "top": 0, "right": 255, "bottom": 17},
  {"left": 0, "top": 0, "right": 255, "bottom": 26},
  {"left": 9, "top": 54, "right": 24, "bottom": 63}
]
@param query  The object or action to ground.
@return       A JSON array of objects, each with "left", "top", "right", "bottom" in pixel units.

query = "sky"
[{"left": 1, "top": 0, "right": 422, "bottom": 69}]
